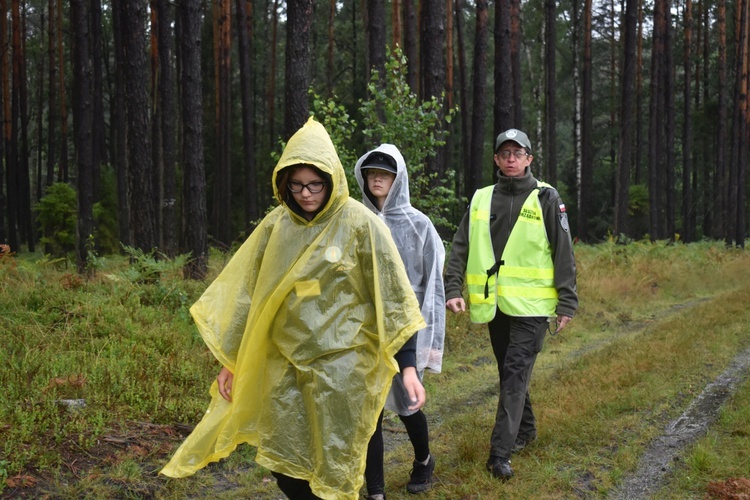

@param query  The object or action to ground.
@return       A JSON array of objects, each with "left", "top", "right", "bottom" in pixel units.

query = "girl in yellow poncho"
[{"left": 160, "top": 118, "right": 426, "bottom": 500}]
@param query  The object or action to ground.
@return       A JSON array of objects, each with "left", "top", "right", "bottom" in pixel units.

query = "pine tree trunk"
[
  {"left": 122, "top": 0, "right": 157, "bottom": 253},
  {"left": 178, "top": 0, "right": 208, "bottom": 279},
  {"left": 614, "top": 0, "right": 637, "bottom": 239},
  {"left": 468, "top": 0, "right": 488, "bottom": 197},
  {"left": 236, "top": 0, "right": 258, "bottom": 225},
  {"left": 284, "top": 0, "right": 313, "bottom": 140}
]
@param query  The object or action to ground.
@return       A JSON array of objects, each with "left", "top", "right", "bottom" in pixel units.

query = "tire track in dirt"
[{"left": 611, "top": 344, "right": 750, "bottom": 499}]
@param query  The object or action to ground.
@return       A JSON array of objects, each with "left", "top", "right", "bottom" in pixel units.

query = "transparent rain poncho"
[
  {"left": 161, "top": 118, "right": 426, "bottom": 500},
  {"left": 355, "top": 144, "right": 446, "bottom": 381}
]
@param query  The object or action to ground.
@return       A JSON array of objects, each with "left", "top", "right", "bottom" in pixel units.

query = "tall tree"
[
  {"left": 468, "top": 0, "right": 489, "bottom": 198},
  {"left": 368, "top": 0, "right": 386, "bottom": 87},
  {"left": 727, "top": 0, "right": 748, "bottom": 247},
  {"left": 664, "top": 0, "right": 676, "bottom": 241},
  {"left": 403, "top": 0, "right": 418, "bottom": 92},
  {"left": 157, "top": 0, "right": 177, "bottom": 255},
  {"left": 510, "top": 0, "right": 522, "bottom": 126},
  {"left": 455, "top": 0, "right": 470, "bottom": 199},
  {"left": 267, "top": 0, "right": 279, "bottom": 148},
  {"left": 112, "top": 0, "right": 130, "bottom": 248},
  {"left": 579, "top": 0, "right": 594, "bottom": 241},
  {"left": 648, "top": 0, "right": 667, "bottom": 240},
  {"left": 14, "top": 0, "right": 34, "bottom": 251},
  {"left": 121, "top": 0, "right": 157, "bottom": 252},
  {"left": 71, "top": 0, "right": 94, "bottom": 274},
  {"left": 714, "top": 0, "right": 727, "bottom": 239},
  {"left": 178, "top": 0, "right": 207, "bottom": 279},
  {"left": 614, "top": 0, "right": 638, "bottom": 238},
  {"left": 367, "top": 0, "right": 387, "bottom": 132},
  {"left": 212, "top": 0, "right": 232, "bottom": 247},
  {"left": 495, "top": 0, "right": 512, "bottom": 133},
  {"left": 682, "top": 0, "right": 695, "bottom": 242},
  {"left": 326, "top": 0, "right": 335, "bottom": 94},
  {"left": 236, "top": 0, "right": 258, "bottom": 225},
  {"left": 56, "top": 0, "right": 69, "bottom": 182},
  {"left": 2, "top": 0, "right": 16, "bottom": 251},
  {"left": 420, "top": 0, "right": 446, "bottom": 176},
  {"left": 45, "top": 0, "right": 56, "bottom": 188},
  {"left": 91, "top": 0, "right": 105, "bottom": 206},
  {"left": 284, "top": 0, "right": 313, "bottom": 140},
  {"left": 543, "top": 0, "right": 557, "bottom": 184}
]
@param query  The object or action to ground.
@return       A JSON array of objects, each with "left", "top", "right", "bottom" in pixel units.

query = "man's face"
[{"left": 493, "top": 142, "right": 533, "bottom": 178}]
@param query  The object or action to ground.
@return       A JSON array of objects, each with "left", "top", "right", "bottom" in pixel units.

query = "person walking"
[
  {"left": 444, "top": 128, "right": 578, "bottom": 480},
  {"left": 354, "top": 145, "right": 446, "bottom": 497},
  {"left": 161, "top": 118, "right": 427, "bottom": 500}
]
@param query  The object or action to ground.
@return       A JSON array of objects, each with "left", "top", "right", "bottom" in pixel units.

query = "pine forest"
[{"left": 1, "top": 0, "right": 748, "bottom": 278}]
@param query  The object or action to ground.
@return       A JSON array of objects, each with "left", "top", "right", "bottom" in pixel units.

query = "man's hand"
[
  {"left": 401, "top": 366, "right": 425, "bottom": 411},
  {"left": 217, "top": 366, "right": 234, "bottom": 402},
  {"left": 556, "top": 315, "right": 572, "bottom": 333},
  {"left": 446, "top": 297, "right": 466, "bottom": 313}
]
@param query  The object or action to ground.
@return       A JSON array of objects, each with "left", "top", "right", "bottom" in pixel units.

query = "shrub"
[{"left": 34, "top": 183, "right": 77, "bottom": 259}]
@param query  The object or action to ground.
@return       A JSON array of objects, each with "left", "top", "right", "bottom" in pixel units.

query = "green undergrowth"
[{"left": 0, "top": 240, "right": 749, "bottom": 498}]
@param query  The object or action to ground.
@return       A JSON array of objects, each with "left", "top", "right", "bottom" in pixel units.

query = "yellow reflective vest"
[{"left": 466, "top": 183, "right": 558, "bottom": 322}]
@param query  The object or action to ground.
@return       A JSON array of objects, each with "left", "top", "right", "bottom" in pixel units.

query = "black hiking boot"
[
  {"left": 486, "top": 455, "right": 513, "bottom": 481},
  {"left": 406, "top": 454, "right": 435, "bottom": 493}
]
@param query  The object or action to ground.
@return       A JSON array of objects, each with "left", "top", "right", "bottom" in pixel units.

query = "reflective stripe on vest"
[{"left": 466, "top": 183, "right": 557, "bottom": 323}]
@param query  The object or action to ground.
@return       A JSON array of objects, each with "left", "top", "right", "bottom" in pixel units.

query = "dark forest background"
[{"left": 0, "top": 0, "right": 748, "bottom": 278}]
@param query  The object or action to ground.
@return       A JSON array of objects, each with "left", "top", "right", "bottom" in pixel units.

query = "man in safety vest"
[{"left": 445, "top": 128, "right": 578, "bottom": 481}]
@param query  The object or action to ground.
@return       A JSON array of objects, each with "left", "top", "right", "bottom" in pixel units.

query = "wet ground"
[{"left": 612, "top": 345, "right": 750, "bottom": 499}]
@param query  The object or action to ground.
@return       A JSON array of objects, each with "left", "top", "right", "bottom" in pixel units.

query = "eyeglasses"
[
  {"left": 288, "top": 181, "right": 326, "bottom": 194},
  {"left": 496, "top": 150, "right": 529, "bottom": 160},
  {"left": 364, "top": 169, "right": 395, "bottom": 179}
]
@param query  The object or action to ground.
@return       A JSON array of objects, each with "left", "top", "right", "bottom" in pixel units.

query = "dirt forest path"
[{"left": 611, "top": 344, "right": 750, "bottom": 498}]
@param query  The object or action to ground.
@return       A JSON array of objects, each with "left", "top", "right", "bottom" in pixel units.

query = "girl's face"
[
  {"left": 365, "top": 169, "right": 396, "bottom": 209},
  {"left": 288, "top": 166, "right": 328, "bottom": 220}
]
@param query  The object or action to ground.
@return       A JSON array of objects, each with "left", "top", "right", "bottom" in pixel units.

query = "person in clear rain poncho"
[
  {"left": 160, "top": 118, "right": 426, "bottom": 500},
  {"left": 354, "top": 145, "right": 446, "bottom": 498}
]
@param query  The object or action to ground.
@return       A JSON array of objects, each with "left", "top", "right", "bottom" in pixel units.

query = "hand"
[
  {"left": 401, "top": 366, "right": 426, "bottom": 411},
  {"left": 217, "top": 366, "right": 234, "bottom": 402},
  {"left": 446, "top": 297, "right": 466, "bottom": 313},
  {"left": 556, "top": 315, "right": 572, "bottom": 333}
]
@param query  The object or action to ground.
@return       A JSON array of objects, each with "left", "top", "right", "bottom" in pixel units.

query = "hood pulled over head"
[{"left": 273, "top": 117, "right": 349, "bottom": 222}]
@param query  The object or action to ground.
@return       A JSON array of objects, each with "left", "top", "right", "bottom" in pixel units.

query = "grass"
[{"left": 1, "top": 240, "right": 749, "bottom": 498}]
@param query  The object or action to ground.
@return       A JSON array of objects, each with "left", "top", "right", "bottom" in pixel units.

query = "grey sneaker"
[
  {"left": 406, "top": 454, "right": 435, "bottom": 493},
  {"left": 486, "top": 455, "right": 513, "bottom": 480},
  {"left": 512, "top": 431, "right": 537, "bottom": 453}
]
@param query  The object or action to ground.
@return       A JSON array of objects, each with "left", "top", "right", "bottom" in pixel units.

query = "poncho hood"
[
  {"left": 273, "top": 117, "right": 349, "bottom": 223},
  {"left": 355, "top": 145, "right": 446, "bottom": 374},
  {"left": 161, "top": 120, "right": 426, "bottom": 500}
]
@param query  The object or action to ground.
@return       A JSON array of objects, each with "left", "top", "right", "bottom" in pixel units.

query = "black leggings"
[
  {"left": 365, "top": 409, "right": 430, "bottom": 495},
  {"left": 271, "top": 471, "right": 322, "bottom": 500}
]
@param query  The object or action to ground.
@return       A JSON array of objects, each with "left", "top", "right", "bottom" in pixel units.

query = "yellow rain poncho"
[{"left": 161, "top": 118, "right": 426, "bottom": 500}]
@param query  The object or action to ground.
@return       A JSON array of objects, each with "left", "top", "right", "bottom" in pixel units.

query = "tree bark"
[
  {"left": 284, "top": 0, "right": 313, "bottom": 140},
  {"left": 682, "top": 0, "right": 694, "bottom": 242},
  {"left": 178, "top": 0, "right": 208, "bottom": 279},
  {"left": 579, "top": 0, "right": 594, "bottom": 241},
  {"left": 494, "top": 0, "right": 512, "bottom": 133},
  {"left": 614, "top": 0, "right": 638, "bottom": 239},
  {"left": 236, "top": 0, "right": 258, "bottom": 226},
  {"left": 71, "top": 0, "right": 94, "bottom": 274},
  {"left": 157, "top": 0, "right": 177, "bottom": 256},
  {"left": 122, "top": 0, "right": 157, "bottom": 253},
  {"left": 212, "top": 0, "right": 233, "bottom": 248},
  {"left": 543, "top": 0, "right": 557, "bottom": 185},
  {"left": 468, "top": 0, "right": 489, "bottom": 198},
  {"left": 403, "top": 0, "right": 418, "bottom": 92},
  {"left": 112, "top": 0, "right": 130, "bottom": 249}
]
